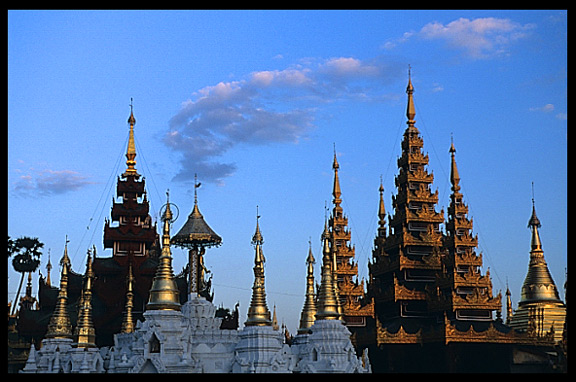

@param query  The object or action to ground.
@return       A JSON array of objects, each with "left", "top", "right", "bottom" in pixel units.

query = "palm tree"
[{"left": 8, "top": 236, "right": 43, "bottom": 315}]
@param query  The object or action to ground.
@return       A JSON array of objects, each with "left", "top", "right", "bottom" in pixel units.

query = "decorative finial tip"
[
  {"left": 128, "top": 98, "right": 136, "bottom": 125},
  {"left": 252, "top": 205, "right": 264, "bottom": 245}
]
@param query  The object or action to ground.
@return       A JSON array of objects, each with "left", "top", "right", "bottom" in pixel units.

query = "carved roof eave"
[
  {"left": 376, "top": 317, "right": 549, "bottom": 345},
  {"left": 370, "top": 250, "right": 442, "bottom": 277},
  {"left": 383, "top": 231, "right": 444, "bottom": 253},
  {"left": 375, "top": 319, "right": 424, "bottom": 345},
  {"left": 342, "top": 300, "right": 375, "bottom": 317}
]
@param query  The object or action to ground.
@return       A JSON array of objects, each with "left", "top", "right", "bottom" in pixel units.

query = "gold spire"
[
  {"left": 406, "top": 65, "right": 416, "bottom": 128},
  {"left": 272, "top": 304, "right": 279, "bottom": 331},
  {"left": 46, "top": 237, "right": 73, "bottom": 339},
  {"left": 332, "top": 144, "right": 342, "bottom": 205},
  {"left": 121, "top": 263, "right": 135, "bottom": 333},
  {"left": 146, "top": 191, "right": 181, "bottom": 311},
  {"left": 245, "top": 207, "right": 272, "bottom": 326},
  {"left": 74, "top": 247, "right": 96, "bottom": 348},
  {"left": 528, "top": 185, "right": 543, "bottom": 253},
  {"left": 123, "top": 98, "right": 138, "bottom": 177},
  {"left": 298, "top": 240, "right": 317, "bottom": 334},
  {"left": 449, "top": 136, "right": 461, "bottom": 192},
  {"left": 45, "top": 250, "right": 52, "bottom": 287},
  {"left": 315, "top": 222, "right": 341, "bottom": 321},
  {"left": 505, "top": 282, "right": 513, "bottom": 325},
  {"left": 519, "top": 195, "right": 561, "bottom": 303},
  {"left": 509, "top": 194, "right": 566, "bottom": 342},
  {"left": 378, "top": 177, "right": 387, "bottom": 237}
]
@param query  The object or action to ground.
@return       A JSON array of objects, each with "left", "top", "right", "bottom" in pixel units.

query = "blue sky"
[{"left": 8, "top": 10, "right": 566, "bottom": 332}]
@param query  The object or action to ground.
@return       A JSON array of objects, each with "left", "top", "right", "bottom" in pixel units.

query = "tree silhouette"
[{"left": 8, "top": 236, "right": 43, "bottom": 315}]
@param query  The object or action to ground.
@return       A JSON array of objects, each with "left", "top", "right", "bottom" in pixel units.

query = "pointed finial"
[
  {"left": 528, "top": 182, "right": 541, "bottom": 228},
  {"left": 252, "top": 205, "right": 264, "bottom": 245},
  {"left": 124, "top": 99, "right": 138, "bottom": 176},
  {"left": 378, "top": 176, "right": 386, "bottom": 227},
  {"left": 46, "top": 249, "right": 52, "bottom": 286},
  {"left": 163, "top": 189, "right": 173, "bottom": 222},
  {"left": 449, "top": 136, "right": 461, "bottom": 191},
  {"left": 61, "top": 235, "right": 71, "bottom": 268},
  {"left": 332, "top": 147, "right": 342, "bottom": 203},
  {"left": 527, "top": 185, "right": 543, "bottom": 254},
  {"left": 128, "top": 98, "right": 136, "bottom": 126},
  {"left": 194, "top": 173, "right": 201, "bottom": 206},
  {"left": 332, "top": 143, "right": 339, "bottom": 170},
  {"left": 449, "top": 133, "right": 456, "bottom": 153},
  {"left": 406, "top": 65, "right": 416, "bottom": 126}
]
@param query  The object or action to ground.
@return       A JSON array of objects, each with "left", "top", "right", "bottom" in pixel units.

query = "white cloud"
[
  {"left": 12, "top": 168, "right": 96, "bottom": 197},
  {"left": 431, "top": 82, "right": 444, "bottom": 93},
  {"left": 556, "top": 112, "right": 567, "bottom": 121},
  {"left": 165, "top": 57, "right": 403, "bottom": 184},
  {"left": 385, "top": 17, "right": 535, "bottom": 59},
  {"left": 529, "top": 103, "right": 555, "bottom": 113}
]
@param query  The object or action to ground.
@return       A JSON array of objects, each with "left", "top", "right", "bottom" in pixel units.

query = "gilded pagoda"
[
  {"left": 508, "top": 198, "right": 566, "bottom": 342},
  {"left": 327, "top": 149, "right": 375, "bottom": 334},
  {"left": 367, "top": 73, "right": 446, "bottom": 336},
  {"left": 360, "top": 72, "right": 567, "bottom": 372}
]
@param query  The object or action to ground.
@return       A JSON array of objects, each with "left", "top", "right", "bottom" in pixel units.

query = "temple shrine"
[{"left": 9, "top": 72, "right": 567, "bottom": 373}]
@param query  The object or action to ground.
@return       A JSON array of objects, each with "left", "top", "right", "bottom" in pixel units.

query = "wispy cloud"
[
  {"left": 529, "top": 103, "right": 567, "bottom": 120},
  {"left": 12, "top": 168, "right": 96, "bottom": 197},
  {"left": 384, "top": 17, "right": 535, "bottom": 59},
  {"left": 529, "top": 103, "right": 555, "bottom": 113},
  {"left": 165, "top": 56, "right": 403, "bottom": 184}
]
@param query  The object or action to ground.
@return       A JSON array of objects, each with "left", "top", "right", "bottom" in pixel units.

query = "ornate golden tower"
[
  {"left": 45, "top": 239, "right": 73, "bottom": 339},
  {"left": 368, "top": 71, "right": 444, "bottom": 332},
  {"left": 328, "top": 149, "right": 374, "bottom": 327},
  {"left": 245, "top": 209, "right": 272, "bottom": 327},
  {"left": 315, "top": 223, "right": 341, "bottom": 321},
  {"left": 146, "top": 192, "right": 181, "bottom": 311},
  {"left": 123, "top": 100, "right": 137, "bottom": 177},
  {"left": 509, "top": 197, "right": 566, "bottom": 342},
  {"left": 74, "top": 247, "right": 97, "bottom": 348},
  {"left": 298, "top": 241, "right": 317, "bottom": 334},
  {"left": 428, "top": 140, "right": 501, "bottom": 321}
]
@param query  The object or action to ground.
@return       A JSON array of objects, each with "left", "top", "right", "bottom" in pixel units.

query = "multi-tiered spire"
[
  {"left": 123, "top": 99, "right": 137, "bottom": 177},
  {"left": 328, "top": 148, "right": 374, "bottom": 327},
  {"left": 74, "top": 247, "right": 96, "bottom": 348},
  {"left": 245, "top": 208, "right": 272, "bottom": 326},
  {"left": 315, "top": 223, "right": 341, "bottom": 321},
  {"left": 146, "top": 192, "right": 181, "bottom": 311},
  {"left": 298, "top": 241, "right": 317, "bottom": 334},
  {"left": 45, "top": 238, "right": 73, "bottom": 339},
  {"left": 430, "top": 140, "right": 501, "bottom": 321},
  {"left": 103, "top": 101, "right": 158, "bottom": 266},
  {"left": 120, "top": 264, "right": 135, "bottom": 333},
  {"left": 369, "top": 70, "right": 444, "bottom": 327},
  {"left": 405, "top": 66, "right": 416, "bottom": 129}
]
